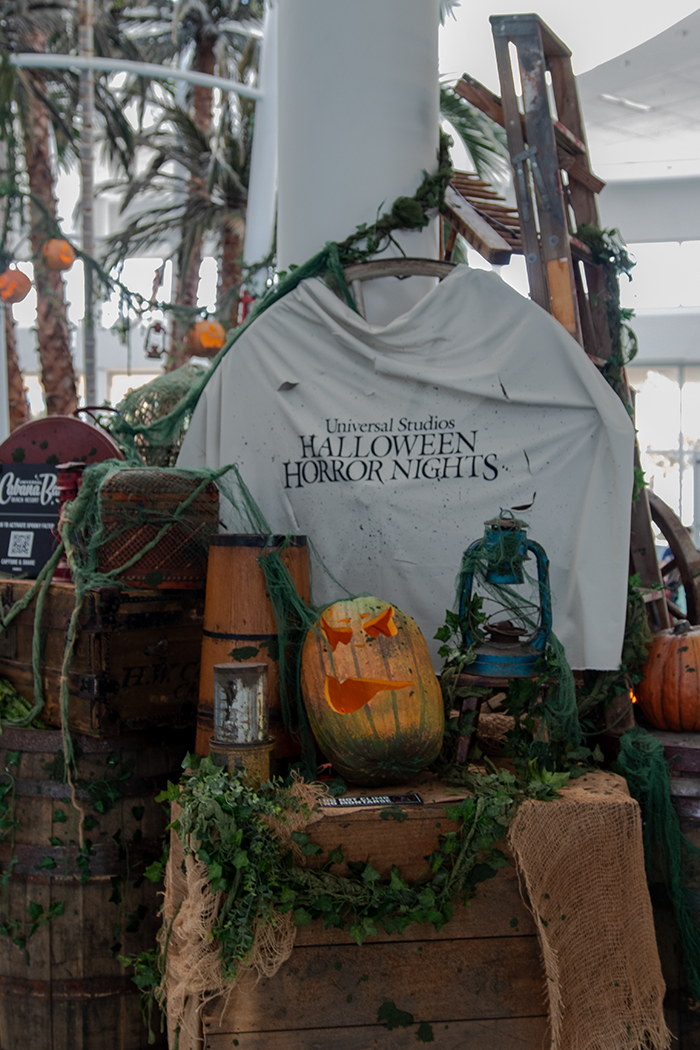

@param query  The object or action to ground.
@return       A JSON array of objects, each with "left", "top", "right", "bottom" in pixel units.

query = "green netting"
[
  {"left": 455, "top": 514, "right": 580, "bottom": 749},
  {"left": 114, "top": 361, "right": 208, "bottom": 467},
  {"left": 256, "top": 543, "right": 324, "bottom": 779},
  {"left": 106, "top": 135, "right": 454, "bottom": 465},
  {"left": 0, "top": 461, "right": 269, "bottom": 748},
  {"left": 618, "top": 726, "right": 700, "bottom": 1001},
  {"left": 0, "top": 136, "right": 454, "bottom": 813}
]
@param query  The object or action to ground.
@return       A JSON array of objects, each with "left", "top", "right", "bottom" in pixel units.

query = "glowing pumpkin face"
[
  {"left": 0, "top": 269, "right": 31, "bottom": 304},
  {"left": 187, "top": 320, "right": 226, "bottom": 356},
  {"left": 41, "top": 239, "right": 76, "bottom": 271},
  {"left": 300, "top": 596, "right": 444, "bottom": 786}
]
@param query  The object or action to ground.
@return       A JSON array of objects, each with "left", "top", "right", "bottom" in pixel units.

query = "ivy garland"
[{"left": 131, "top": 753, "right": 567, "bottom": 1040}]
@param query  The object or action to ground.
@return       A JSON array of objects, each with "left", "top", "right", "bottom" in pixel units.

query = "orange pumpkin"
[
  {"left": 636, "top": 621, "right": 700, "bottom": 731},
  {"left": 0, "top": 269, "right": 32, "bottom": 304},
  {"left": 187, "top": 320, "right": 226, "bottom": 356},
  {"left": 300, "top": 596, "right": 444, "bottom": 785},
  {"left": 41, "top": 239, "right": 75, "bottom": 271}
]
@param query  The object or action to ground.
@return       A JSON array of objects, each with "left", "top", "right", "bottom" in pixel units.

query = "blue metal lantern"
[{"left": 459, "top": 516, "right": 553, "bottom": 678}]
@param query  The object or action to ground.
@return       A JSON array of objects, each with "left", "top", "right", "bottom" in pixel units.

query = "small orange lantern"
[
  {"left": 41, "top": 239, "right": 76, "bottom": 271},
  {"left": 187, "top": 319, "right": 226, "bottom": 356},
  {"left": 0, "top": 269, "right": 32, "bottom": 305}
]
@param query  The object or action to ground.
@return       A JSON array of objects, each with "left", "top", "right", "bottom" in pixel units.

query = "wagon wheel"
[
  {"left": 341, "top": 258, "right": 456, "bottom": 318},
  {"left": 648, "top": 491, "right": 700, "bottom": 625}
]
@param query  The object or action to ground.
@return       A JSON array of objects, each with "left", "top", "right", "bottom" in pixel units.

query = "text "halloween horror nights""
[{"left": 283, "top": 429, "right": 499, "bottom": 488}]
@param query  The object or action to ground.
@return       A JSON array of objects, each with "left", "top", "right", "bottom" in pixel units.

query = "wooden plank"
[
  {"left": 548, "top": 55, "right": 604, "bottom": 222},
  {"left": 307, "top": 778, "right": 475, "bottom": 879},
  {"left": 552, "top": 120, "right": 586, "bottom": 156},
  {"left": 203, "top": 936, "right": 546, "bottom": 1033},
  {"left": 342, "top": 260, "right": 455, "bottom": 283},
  {"left": 295, "top": 867, "right": 536, "bottom": 946},
  {"left": 547, "top": 257, "right": 578, "bottom": 335},
  {"left": 454, "top": 74, "right": 604, "bottom": 187},
  {"left": 205, "top": 1015, "right": 550, "bottom": 1049},
  {"left": 558, "top": 152, "right": 606, "bottom": 195},
  {"left": 508, "top": 22, "right": 582, "bottom": 344},
  {"left": 490, "top": 34, "right": 549, "bottom": 312},
  {"left": 443, "top": 185, "right": 513, "bottom": 265},
  {"left": 454, "top": 74, "right": 507, "bottom": 129}
]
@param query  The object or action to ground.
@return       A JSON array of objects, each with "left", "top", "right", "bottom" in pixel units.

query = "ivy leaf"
[
  {"left": 361, "top": 863, "right": 380, "bottom": 885},
  {"left": 293, "top": 908, "right": 313, "bottom": 926},
  {"left": 326, "top": 845, "right": 344, "bottom": 866},
  {"left": 143, "top": 860, "right": 164, "bottom": 882},
  {"left": 27, "top": 901, "right": 44, "bottom": 922},
  {"left": 208, "top": 862, "right": 223, "bottom": 883},
  {"left": 155, "top": 781, "right": 181, "bottom": 804}
]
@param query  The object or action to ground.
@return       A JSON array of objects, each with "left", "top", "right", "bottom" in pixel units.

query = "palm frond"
[
  {"left": 439, "top": 0, "right": 461, "bottom": 26},
  {"left": 440, "top": 85, "right": 509, "bottom": 182}
]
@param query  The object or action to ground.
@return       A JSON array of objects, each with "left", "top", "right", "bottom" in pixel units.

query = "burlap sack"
[{"left": 509, "top": 770, "right": 671, "bottom": 1050}]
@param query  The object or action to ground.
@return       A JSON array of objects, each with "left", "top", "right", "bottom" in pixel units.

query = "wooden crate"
[
  {"left": 201, "top": 784, "right": 548, "bottom": 1049},
  {"left": 0, "top": 578, "right": 204, "bottom": 736}
]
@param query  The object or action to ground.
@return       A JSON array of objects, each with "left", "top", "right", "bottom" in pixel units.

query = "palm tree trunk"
[
  {"left": 23, "top": 50, "right": 79, "bottom": 416},
  {"left": 4, "top": 306, "right": 30, "bottom": 430},
  {"left": 218, "top": 222, "right": 243, "bottom": 329},
  {"left": 167, "top": 35, "right": 215, "bottom": 372}
]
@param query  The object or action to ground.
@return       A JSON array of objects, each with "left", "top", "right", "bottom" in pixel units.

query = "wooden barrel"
[
  {"left": 0, "top": 726, "right": 192, "bottom": 1050},
  {"left": 195, "top": 535, "right": 310, "bottom": 765}
]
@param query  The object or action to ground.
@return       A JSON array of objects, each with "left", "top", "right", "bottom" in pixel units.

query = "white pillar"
[
  {"left": 0, "top": 305, "right": 11, "bottom": 442},
  {"left": 242, "top": 0, "right": 279, "bottom": 295},
  {"left": 277, "top": 0, "right": 440, "bottom": 325}
]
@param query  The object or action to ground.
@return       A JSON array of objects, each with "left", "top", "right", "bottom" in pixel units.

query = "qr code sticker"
[{"left": 8, "top": 531, "right": 34, "bottom": 558}]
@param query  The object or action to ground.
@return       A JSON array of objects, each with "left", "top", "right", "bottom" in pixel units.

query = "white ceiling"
[{"left": 577, "top": 8, "right": 700, "bottom": 181}]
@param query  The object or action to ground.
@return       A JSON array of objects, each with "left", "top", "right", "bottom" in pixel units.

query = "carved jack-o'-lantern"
[
  {"left": 0, "top": 269, "right": 32, "bottom": 304},
  {"left": 187, "top": 320, "right": 226, "bottom": 356},
  {"left": 301, "top": 596, "right": 444, "bottom": 785},
  {"left": 41, "top": 239, "right": 76, "bottom": 271}
]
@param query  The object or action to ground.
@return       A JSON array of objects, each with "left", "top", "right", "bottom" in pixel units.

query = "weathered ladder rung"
[
  {"left": 454, "top": 76, "right": 605, "bottom": 194},
  {"left": 482, "top": 12, "right": 669, "bottom": 632},
  {"left": 443, "top": 184, "right": 514, "bottom": 266}
]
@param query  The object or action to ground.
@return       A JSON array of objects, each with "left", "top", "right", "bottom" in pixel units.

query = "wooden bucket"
[
  {"left": 0, "top": 726, "right": 191, "bottom": 1050},
  {"left": 195, "top": 535, "right": 310, "bottom": 765}
]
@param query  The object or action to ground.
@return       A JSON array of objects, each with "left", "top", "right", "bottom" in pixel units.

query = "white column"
[
  {"left": 0, "top": 305, "right": 11, "bottom": 442},
  {"left": 277, "top": 0, "right": 440, "bottom": 325},
  {"left": 242, "top": 0, "right": 279, "bottom": 295}
]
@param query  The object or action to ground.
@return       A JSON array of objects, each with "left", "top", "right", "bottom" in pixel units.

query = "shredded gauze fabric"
[
  {"left": 161, "top": 777, "right": 327, "bottom": 1050},
  {"left": 508, "top": 769, "right": 670, "bottom": 1050}
]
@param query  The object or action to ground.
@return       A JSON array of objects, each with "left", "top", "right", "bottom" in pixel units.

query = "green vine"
[
  {"left": 574, "top": 223, "right": 638, "bottom": 400},
  {"left": 127, "top": 753, "right": 569, "bottom": 1036},
  {"left": 577, "top": 573, "right": 653, "bottom": 721}
]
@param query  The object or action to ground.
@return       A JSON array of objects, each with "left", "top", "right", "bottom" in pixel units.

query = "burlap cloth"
[
  {"left": 509, "top": 769, "right": 670, "bottom": 1050},
  {"left": 162, "top": 780, "right": 325, "bottom": 1050},
  {"left": 162, "top": 770, "right": 670, "bottom": 1050}
]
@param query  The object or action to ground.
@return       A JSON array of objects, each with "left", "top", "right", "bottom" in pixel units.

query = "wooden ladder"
[{"left": 454, "top": 13, "right": 669, "bottom": 633}]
